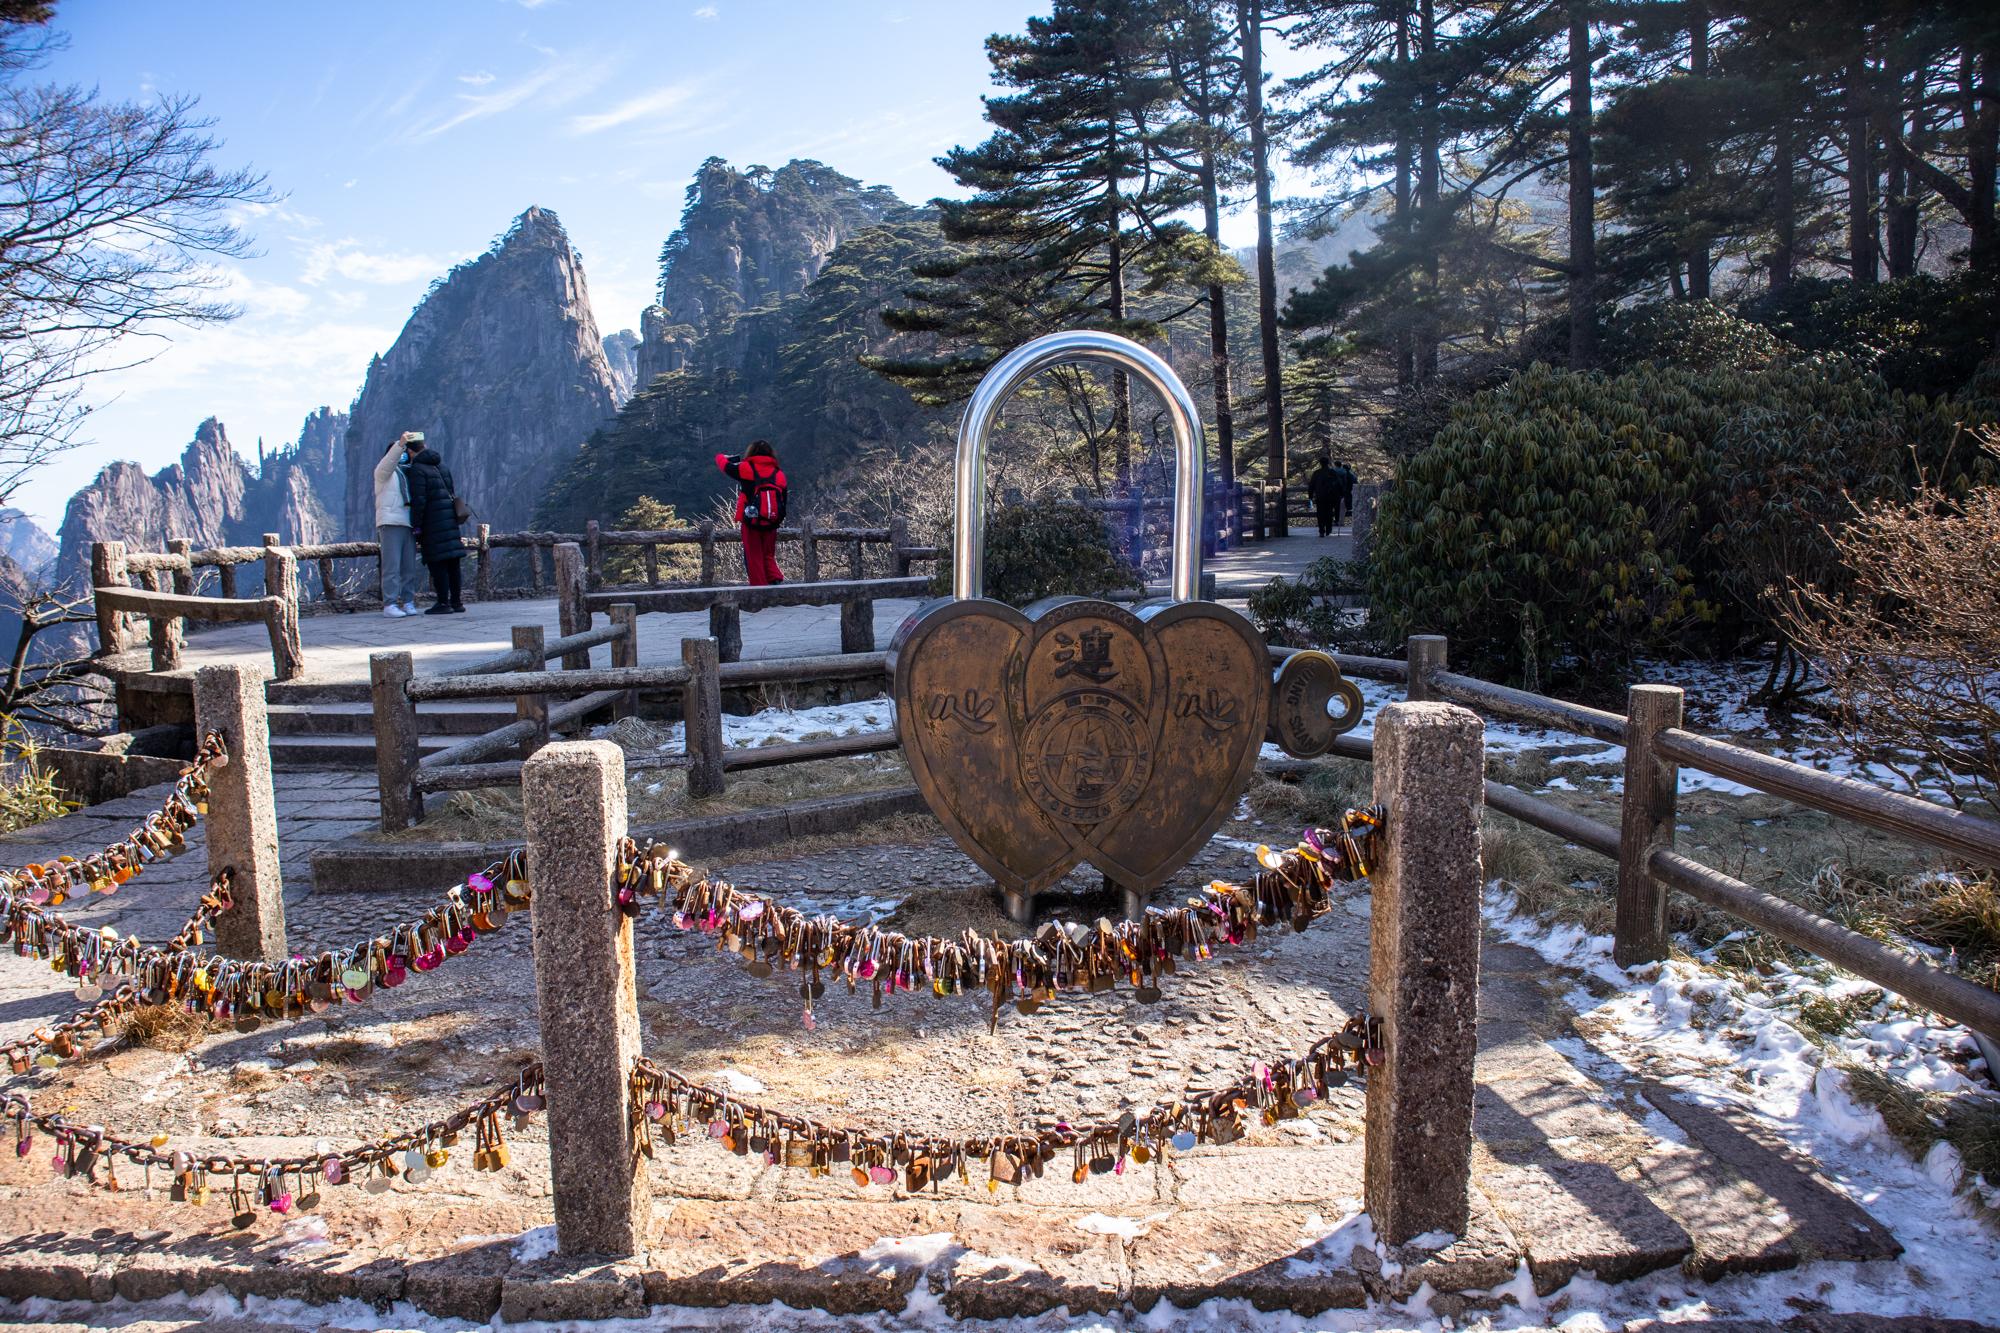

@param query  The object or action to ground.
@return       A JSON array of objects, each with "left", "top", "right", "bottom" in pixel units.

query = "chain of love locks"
[{"left": 617, "top": 806, "right": 1384, "bottom": 1031}]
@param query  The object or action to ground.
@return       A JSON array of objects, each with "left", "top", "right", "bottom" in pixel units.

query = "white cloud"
[
  {"left": 568, "top": 82, "right": 696, "bottom": 134},
  {"left": 693, "top": 5, "right": 718, "bottom": 18},
  {"left": 300, "top": 240, "right": 445, "bottom": 287},
  {"left": 403, "top": 53, "right": 613, "bottom": 141},
  {"left": 458, "top": 70, "right": 496, "bottom": 86}
]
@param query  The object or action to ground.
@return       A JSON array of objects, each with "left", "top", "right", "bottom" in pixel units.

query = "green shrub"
[
  {"left": 932, "top": 497, "right": 1139, "bottom": 607},
  {"left": 1739, "top": 271, "right": 2000, "bottom": 400},
  {"left": 1601, "top": 299, "right": 1787, "bottom": 375},
  {"left": 1248, "top": 556, "right": 1371, "bottom": 648}
]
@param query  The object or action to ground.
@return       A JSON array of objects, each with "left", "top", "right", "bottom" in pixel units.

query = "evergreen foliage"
[{"left": 928, "top": 496, "right": 1140, "bottom": 608}]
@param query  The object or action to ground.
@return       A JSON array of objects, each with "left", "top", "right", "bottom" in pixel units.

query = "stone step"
[
  {"left": 267, "top": 699, "right": 514, "bottom": 737},
  {"left": 264, "top": 678, "right": 371, "bottom": 706},
  {"left": 268, "top": 732, "right": 461, "bottom": 769}
]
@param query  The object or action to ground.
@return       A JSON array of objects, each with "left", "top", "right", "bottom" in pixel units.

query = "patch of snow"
[
  {"left": 510, "top": 1224, "right": 557, "bottom": 1263},
  {"left": 857, "top": 1230, "right": 955, "bottom": 1270},
  {"left": 1074, "top": 1211, "right": 1169, "bottom": 1239},
  {"left": 1404, "top": 1229, "right": 1456, "bottom": 1251}
]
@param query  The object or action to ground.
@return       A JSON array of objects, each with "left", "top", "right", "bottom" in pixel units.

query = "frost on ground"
[{"left": 596, "top": 695, "right": 897, "bottom": 754}]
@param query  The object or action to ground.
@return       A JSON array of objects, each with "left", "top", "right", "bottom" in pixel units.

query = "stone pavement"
[{"left": 0, "top": 783, "right": 1900, "bottom": 1323}]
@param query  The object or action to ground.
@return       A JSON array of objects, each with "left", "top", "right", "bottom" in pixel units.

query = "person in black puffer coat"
[{"left": 405, "top": 446, "right": 466, "bottom": 614}]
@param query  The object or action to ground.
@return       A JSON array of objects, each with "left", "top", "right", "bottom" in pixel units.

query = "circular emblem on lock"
[{"left": 1020, "top": 687, "right": 1153, "bottom": 824}]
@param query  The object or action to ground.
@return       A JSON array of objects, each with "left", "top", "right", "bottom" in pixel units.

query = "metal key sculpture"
[{"left": 889, "top": 331, "right": 1361, "bottom": 921}]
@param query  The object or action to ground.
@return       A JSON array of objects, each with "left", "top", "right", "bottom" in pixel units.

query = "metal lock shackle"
[{"left": 953, "top": 329, "right": 1207, "bottom": 603}]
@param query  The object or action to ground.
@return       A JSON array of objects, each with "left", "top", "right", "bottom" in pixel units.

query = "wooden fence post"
[
  {"left": 167, "top": 537, "right": 194, "bottom": 596},
  {"left": 523, "top": 741, "right": 651, "bottom": 1258},
  {"left": 698, "top": 521, "right": 718, "bottom": 585},
  {"left": 1250, "top": 486, "right": 1266, "bottom": 542},
  {"left": 840, "top": 597, "right": 875, "bottom": 655},
  {"left": 1616, "top": 683, "right": 1685, "bottom": 968},
  {"left": 150, "top": 611, "right": 185, "bottom": 672},
  {"left": 708, "top": 605, "right": 742, "bottom": 663},
  {"left": 800, "top": 519, "right": 820, "bottom": 583},
  {"left": 848, "top": 537, "right": 864, "bottom": 580},
  {"left": 193, "top": 663, "right": 287, "bottom": 962},
  {"left": 219, "top": 561, "right": 238, "bottom": 598},
  {"left": 262, "top": 550, "right": 304, "bottom": 681},
  {"left": 530, "top": 539, "right": 547, "bottom": 595},
  {"left": 370, "top": 651, "right": 423, "bottom": 831},
  {"left": 1406, "top": 634, "right": 1446, "bottom": 703},
  {"left": 475, "top": 524, "right": 493, "bottom": 601},
  {"left": 554, "top": 541, "right": 591, "bottom": 671},
  {"left": 1365, "top": 700, "right": 1484, "bottom": 1245},
  {"left": 643, "top": 543, "right": 660, "bottom": 587},
  {"left": 607, "top": 602, "right": 639, "bottom": 718},
  {"left": 513, "top": 626, "right": 549, "bottom": 758},
  {"left": 681, "top": 636, "right": 725, "bottom": 799},
  {"left": 888, "top": 515, "right": 911, "bottom": 577},
  {"left": 90, "top": 541, "right": 133, "bottom": 655},
  {"left": 585, "top": 519, "right": 603, "bottom": 591}
]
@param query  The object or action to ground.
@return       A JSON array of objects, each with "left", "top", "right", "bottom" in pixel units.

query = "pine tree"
[{"left": 879, "top": 0, "right": 1208, "bottom": 490}]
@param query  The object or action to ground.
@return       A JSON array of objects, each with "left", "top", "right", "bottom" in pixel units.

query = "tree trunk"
[
  {"left": 1566, "top": 0, "right": 1598, "bottom": 367},
  {"left": 1846, "top": 27, "right": 1878, "bottom": 285},
  {"left": 1239, "top": 0, "right": 1286, "bottom": 532},
  {"left": 1394, "top": 4, "right": 1415, "bottom": 386},
  {"left": 1687, "top": 7, "right": 1711, "bottom": 300},
  {"left": 1199, "top": 145, "right": 1236, "bottom": 488},
  {"left": 1771, "top": 114, "right": 1796, "bottom": 290},
  {"left": 1885, "top": 85, "right": 1921, "bottom": 280},
  {"left": 1964, "top": 48, "right": 1998, "bottom": 273},
  {"left": 1417, "top": 0, "right": 1441, "bottom": 379},
  {"left": 1106, "top": 147, "right": 1132, "bottom": 488}
]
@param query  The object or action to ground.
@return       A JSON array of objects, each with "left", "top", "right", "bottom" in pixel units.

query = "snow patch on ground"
[
  {"left": 1074, "top": 1211, "right": 1169, "bottom": 1239},
  {"left": 510, "top": 1224, "right": 557, "bottom": 1263},
  {"left": 595, "top": 696, "right": 897, "bottom": 755}
]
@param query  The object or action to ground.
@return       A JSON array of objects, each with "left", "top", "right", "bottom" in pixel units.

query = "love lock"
[{"left": 889, "top": 330, "right": 1363, "bottom": 920}]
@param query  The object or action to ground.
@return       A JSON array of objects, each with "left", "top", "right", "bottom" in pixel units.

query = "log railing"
[{"left": 1390, "top": 634, "right": 2000, "bottom": 1045}]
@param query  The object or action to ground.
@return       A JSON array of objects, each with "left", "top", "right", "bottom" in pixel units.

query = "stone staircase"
[{"left": 263, "top": 679, "right": 514, "bottom": 769}]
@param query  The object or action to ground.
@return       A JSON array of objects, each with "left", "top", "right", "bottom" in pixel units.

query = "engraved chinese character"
[{"left": 1051, "top": 627, "right": 1118, "bottom": 684}]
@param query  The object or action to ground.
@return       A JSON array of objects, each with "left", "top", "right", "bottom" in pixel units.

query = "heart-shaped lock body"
[{"left": 890, "top": 330, "right": 1268, "bottom": 905}]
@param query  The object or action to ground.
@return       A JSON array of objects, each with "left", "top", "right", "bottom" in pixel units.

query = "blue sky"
[{"left": 22, "top": 0, "right": 1317, "bottom": 529}]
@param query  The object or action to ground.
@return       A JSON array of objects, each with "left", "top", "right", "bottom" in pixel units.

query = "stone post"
[
  {"left": 530, "top": 540, "right": 547, "bottom": 595},
  {"left": 848, "top": 537, "right": 865, "bottom": 580},
  {"left": 1250, "top": 487, "right": 1266, "bottom": 542},
  {"left": 90, "top": 541, "right": 133, "bottom": 655},
  {"left": 607, "top": 602, "right": 639, "bottom": 718},
  {"left": 554, "top": 542, "right": 591, "bottom": 671},
  {"left": 839, "top": 598, "right": 874, "bottom": 655},
  {"left": 1616, "top": 684, "right": 1685, "bottom": 967},
  {"left": 193, "top": 664, "right": 287, "bottom": 962},
  {"left": 1364, "top": 700, "right": 1485, "bottom": 1245},
  {"left": 370, "top": 651, "right": 424, "bottom": 831},
  {"left": 523, "top": 741, "right": 651, "bottom": 1258},
  {"left": 1405, "top": 634, "right": 1446, "bottom": 703},
  {"left": 584, "top": 519, "right": 603, "bottom": 590},
  {"left": 800, "top": 518, "right": 819, "bottom": 584},
  {"left": 512, "top": 627, "right": 550, "bottom": 759},
  {"left": 643, "top": 543, "right": 660, "bottom": 587},
  {"left": 681, "top": 636, "right": 724, "bottom": 799}
]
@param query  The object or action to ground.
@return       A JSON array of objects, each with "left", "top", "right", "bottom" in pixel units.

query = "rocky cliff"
[
  {"left": 340, "top": 207, "right": 619, "bottom": 538},
  {"left": 602, "top": 330, "right": 639, "bottom": 403},
  {"left": 0, "top": 510, "right": 55, "bottom": 577},
  {"left": 51, "top": 409, "right": 349, "bottom": 597},
  {"left": 632, "top": 159, "right": 901, "bottom": 387}
]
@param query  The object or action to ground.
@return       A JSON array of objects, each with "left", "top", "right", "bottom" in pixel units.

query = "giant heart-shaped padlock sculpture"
[{"left": 889, "top": 331, "right": 1271, "bottom": 907}]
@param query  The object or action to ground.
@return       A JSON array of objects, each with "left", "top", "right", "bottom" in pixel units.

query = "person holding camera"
[
  {"left": 405, "top": 436, "right": 469, "bottom": 614},
  {"left": 372, "top": 432, "right": 422, "bottom": 617}
]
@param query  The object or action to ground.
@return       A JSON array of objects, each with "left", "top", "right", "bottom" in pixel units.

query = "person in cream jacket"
[{"left": 374, "top": 432, "right": 423, "bottom": 616}]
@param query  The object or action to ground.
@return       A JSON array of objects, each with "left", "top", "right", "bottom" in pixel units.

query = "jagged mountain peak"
[{"left": 340, "top": 209, "right": 618, "bottom": 537}]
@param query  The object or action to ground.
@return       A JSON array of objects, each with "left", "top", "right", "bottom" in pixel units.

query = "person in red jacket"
[{"left": 716, "top": 440, "right": 787, "bottom": 586}]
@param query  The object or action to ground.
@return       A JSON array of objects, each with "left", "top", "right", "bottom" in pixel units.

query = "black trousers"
[
  {"left": 1333, "top": 488, "right": 1353, "bottom": 524},
  {"left": 428, "top": 558, "right": 463, "bottom": 608},
  {"left": 1315, "top": 498, "right": 1334, "bottom": 537}
]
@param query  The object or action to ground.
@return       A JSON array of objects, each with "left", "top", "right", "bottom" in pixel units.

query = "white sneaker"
[
  {"left": 383, "top": 604, "right": 408, "bottom": 618},
  {"left": 402, "top": 601, "right": 420, "bottom": 616}
]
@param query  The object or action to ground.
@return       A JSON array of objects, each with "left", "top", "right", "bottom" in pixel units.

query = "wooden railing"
[{"left": 1320, "top": 634, "right": 2000, "bottom": 1044}]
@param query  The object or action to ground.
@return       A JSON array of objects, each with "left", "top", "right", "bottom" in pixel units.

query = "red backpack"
[{"left": 744, "top": 471, "right": 787, "bottom": 530}]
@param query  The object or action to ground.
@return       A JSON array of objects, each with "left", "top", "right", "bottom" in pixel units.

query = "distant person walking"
[
  {"left": 716, "top": 440, "right": 788, "bottom": 587},
  {"left": 373, "top": 432, "right": 421, "bottom": 617},
  {"left": 405, "top": 440, "right": 468, "bottom": 615},
  {"left": 1307, "top": 454, "right": 1339, "bottom": 538},
  {"left": 1332, "top": 459, "right": 1357, "bottom": 526}
]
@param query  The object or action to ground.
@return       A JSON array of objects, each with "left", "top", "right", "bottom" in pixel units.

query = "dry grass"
[
  {"left": 1241, "top": 759, "right": 1374, "bottom": 830},
  {"left": 1842, "top": 1062, "right": 2000, "bottom": 1200},
  {"left": 117, "top": 1004, "right": 207, "bottom": 1052}
]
